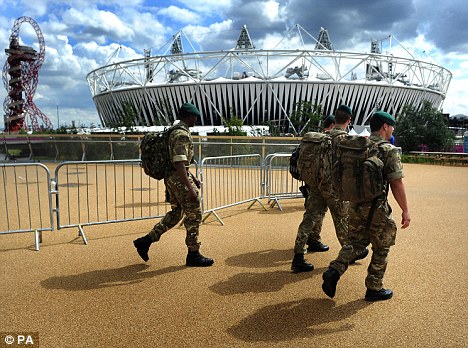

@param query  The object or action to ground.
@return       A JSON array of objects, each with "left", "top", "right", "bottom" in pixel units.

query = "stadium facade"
[{"left": 86, "top": 25, "right": 452, "bottom": 133}]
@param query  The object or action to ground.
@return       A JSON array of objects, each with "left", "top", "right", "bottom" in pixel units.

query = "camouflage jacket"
[
  {"left": 168, "top": 121, "right": 194, "bottom": 168},
  {"left": 369, "top": 134, "right": 404, "bottom": 184}
]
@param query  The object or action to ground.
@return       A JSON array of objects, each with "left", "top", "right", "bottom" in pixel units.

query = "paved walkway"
[{"left": 1, "top": 163, "right": 467, "bottom": 347}]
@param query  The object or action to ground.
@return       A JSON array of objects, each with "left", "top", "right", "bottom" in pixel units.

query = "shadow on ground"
[
  {"left": 41, "top": 264, "right": 185, "bottom": 291},
  {"left": 209, "top": 267, "right": 325, "bottom": 295},
  {"left": 210, "top": 248, "right": 323, "bottom": 295},
  {"left": 228, "top": 298, "right": 370, "bottom": 342},
  {"left": 225, "top": 248, "right": 292, "bottom": 268}
]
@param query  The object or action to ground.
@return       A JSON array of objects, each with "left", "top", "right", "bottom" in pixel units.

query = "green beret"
[
  {"left": 323, "top": 115, "right": 335, "bottom": 128},
  {"left": 180, "top": 103, "right": 200, "bottom": 117},
  {"left": 337, "top": 104, "right": 353, "bottom": 116},
  {"left": 372, "top": 111, "right": 396, "bottom": 126}
]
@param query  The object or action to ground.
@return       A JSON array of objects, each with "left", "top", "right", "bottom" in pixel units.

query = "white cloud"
[
  {"left": 62, "top": 7, "right": 134, "bottom": 41},
  {"left": 74, "top": 41, "right": 141, "bottom": 65},
  {"left": 183, "top": 20, "right": 233, "bottom": 50},
  {"left": 158, "top": 5, "right": 200, "bottom": 24},
  {"left": 439, "top": 53, "right": 468, "bottom": 115},
  {"left": 177, "top": 0, "right": 233, "bottom": 15},
  {"left": 17, "top": 0, "right": 48, "bottom": 17},
  {"left": 263, "top": 0, "right": 280, "bottom": 22}
]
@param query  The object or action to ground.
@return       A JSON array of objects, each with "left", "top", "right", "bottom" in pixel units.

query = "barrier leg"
[
  {"left": 268, "top": 197, "right": 283, "bottom": 211},
  {"left": 247, "top": 198, "right": 268, "bottom": 211},
  {"left": 78, "top": 224, "right": 88, "bottom": 245},
  {"left": 202, "top": 211, "right": 224, "bottom": 226},
  {"left": 34, "top": 230, "right": 41, "bottom": 251}
]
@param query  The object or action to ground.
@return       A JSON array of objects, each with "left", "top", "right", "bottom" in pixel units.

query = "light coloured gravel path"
[{"left": 1, "top": 163, "right": 467, "bottom": 347}]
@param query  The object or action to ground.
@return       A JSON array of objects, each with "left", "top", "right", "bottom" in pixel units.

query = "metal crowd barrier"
[
  {"left": 200, "top": 154, "right": 266, "bottom": 225},
  {"left": 0, "top": 163, "right": 54, "bottom": 250},
  {"left": 263, "top": 153, "right": 303, "bottom": 211},
  {"left": 54, "top": 160, "right": 169, "bottom": 243},
  {"left": 1, "top": 154, "right": 304, "bottom": 248}
]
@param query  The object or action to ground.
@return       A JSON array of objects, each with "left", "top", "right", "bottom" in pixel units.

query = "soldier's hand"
[{"left": 401, "top": 211, "right": 411, "bottom": 229}]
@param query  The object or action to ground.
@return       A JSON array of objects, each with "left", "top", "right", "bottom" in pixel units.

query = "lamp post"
[{"left": 56, "top": 104, "right": 60, "bottom": 129}]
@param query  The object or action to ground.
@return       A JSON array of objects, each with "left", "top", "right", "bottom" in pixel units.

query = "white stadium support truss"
[{"left": 86, "top": 25, "right": 452, "bottom": 132}]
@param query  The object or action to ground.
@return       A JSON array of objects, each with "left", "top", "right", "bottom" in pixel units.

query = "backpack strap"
[
  {"left": 165, "top": 124, "right": 190, "bottom": 175},
  {"left": 167, "top": 123, "right": 190, "bottom": 146},
  {"left": 364, "top": 139, "right": 390, "bottom": 233},
  {"left": 365, "top": 197, "right": 378, "bottom": 234}
]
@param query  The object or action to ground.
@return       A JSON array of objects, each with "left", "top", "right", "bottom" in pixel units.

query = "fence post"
[
  {"left": 109, "top": 136, "right": 114, "bottom": 160},
  {"left": 80, "top": 136, "right": 87, "bottom": 161},
  {"left": 0, "top": 163, "right": 54, "bottom": 250},
  {"left": 27, "top": 135, "right": 34, "bottom": 161}
]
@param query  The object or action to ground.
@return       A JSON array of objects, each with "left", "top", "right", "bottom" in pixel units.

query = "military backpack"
[
  {"left": 296, "top": 131, "right": 334, "bottom": 187},
  {"left": 332, "top": 135, "right": 387, "bottom": 203},
  {"left": 139, "top": 125, "right": 184, "bottom": 180},
  {"left": 289, "top": 145, "right": 301, "bottom": 180}
]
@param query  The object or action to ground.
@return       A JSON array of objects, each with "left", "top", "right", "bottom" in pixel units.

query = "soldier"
[
  {"left": 292, "top": 105, "right": 368, "bottom": 272},
  {"left": 133, "top": 103, "right": 214, "bottom": 267},
  {"left": 322, "top": 111, "right": 411, "bottom": 301},
  {"left": 302, "top": 115, "right": 335, "bottom": 249}
]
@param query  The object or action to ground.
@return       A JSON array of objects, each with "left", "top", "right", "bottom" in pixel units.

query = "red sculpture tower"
[{"left": 2, "top": 16, "right": 52, "bottom": 132}]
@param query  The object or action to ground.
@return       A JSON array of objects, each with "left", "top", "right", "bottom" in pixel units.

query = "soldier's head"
[
  {"left": 323, "top": 115, "right": 335, "bottom": 131},
  {"left": 370, "top": 111, "right": 396, "bottom": 140},
  {"left": 178, "top": 103, "right": 200, "bottom": 127},
  {"left": 334, "top": 104, "right": 352, "bottom": 126}
]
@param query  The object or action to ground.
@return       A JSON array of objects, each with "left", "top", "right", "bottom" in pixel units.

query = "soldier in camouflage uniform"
[
  {"left": 133, "top": 103, "right": 214, "bottom": 267},
  {"left": 301, "top": 115, "right": 335, "bottom": 251},
  {"left": 322, "top": 111, "right": 411, "bottom": 301},
  {"left": 292, "top": 106, "right": 368, "bottom": 272}
]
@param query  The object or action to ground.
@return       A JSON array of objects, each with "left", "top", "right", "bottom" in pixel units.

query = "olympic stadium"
[{"left": 86, "top": 25, "right": 452, "bottom": 133}]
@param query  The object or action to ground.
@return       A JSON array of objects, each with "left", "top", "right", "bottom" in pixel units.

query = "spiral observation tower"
[
  {"left": 86, "top": 25, "right": 452, "bottom": 133},
  {"left": 2, "top": 16, "right": 52, "bottom": 132}
]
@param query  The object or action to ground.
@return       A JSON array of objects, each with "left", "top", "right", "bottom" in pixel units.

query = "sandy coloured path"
[{"left": 1, "top": 163, "right": 467, "bottom": 347}]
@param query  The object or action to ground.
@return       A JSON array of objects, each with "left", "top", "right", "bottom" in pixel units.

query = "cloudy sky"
[{"left": 0, "top": 0, "right": 467, "bottom": 128}]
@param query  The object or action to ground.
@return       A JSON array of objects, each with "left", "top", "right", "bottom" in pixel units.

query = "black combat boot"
[
  {"left": 133, "top": 235, "right": 153, "bottom": 262},
  {"left": 365, "top": 288, "right": 393, "bottom": 301},
  {"left": 307, "top": 241, "right": 330, "bottom": 252},
  {"left": 186, "top": 250, "right": 214, "bottom": 267},
  {"left": 350, "top": 247, "right": 369, "bottom": 264},
  {"left": 291, "top": 253, "right": 314, "bottom": 273},
  {"left": 322, "top": 267, "right": 341, "bottom": 298}
]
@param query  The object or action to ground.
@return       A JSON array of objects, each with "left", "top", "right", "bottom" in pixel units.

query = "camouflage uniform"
[
  {"left": 294, "top": 127, "right": 349, "bottom": 254},
  {"left": 148, "top": 121, "right": 201, "bottom": 252},
  {"left": 329, "top": 135, "right": 403, "bottom": 290}
]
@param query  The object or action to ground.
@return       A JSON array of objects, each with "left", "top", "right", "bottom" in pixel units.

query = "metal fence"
[
  {"left": 1, "top": 152, "right": 301, "bottom": 249},
  {"left": 0, "top": 163, "right": 54, "bottom": 250},
  {"left": 200, "top": 154, "right": 266, "bottom": 225},
  {"left": 263, "top": 153, "right": 304, "bottom": 211},
  {"left": 53, "top": 160, "right": 173, "bottom": 244}
]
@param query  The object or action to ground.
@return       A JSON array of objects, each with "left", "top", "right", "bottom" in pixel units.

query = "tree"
[
  {"left": 108, "top": 101, "right": 137, "bottom": 133},
  {"left": 222, "top": 109, "right": 247, "bottom": 136},
  {"left": 394, "top": 101, "right": 454, "bottom": 153},
  {"left": 289, "top": 101, "right": 323, "bottom": 135}
]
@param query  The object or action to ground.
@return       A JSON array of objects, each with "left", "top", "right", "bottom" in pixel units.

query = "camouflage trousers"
[
  {"left": 293, "top": 184, "right": 349, "bottom": 254},
  {"left": 148, "top": 171, "right": 202, "bottom": 252},
  {"left": 329, "top": 198, "right": 397, "bottom": 290}
]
